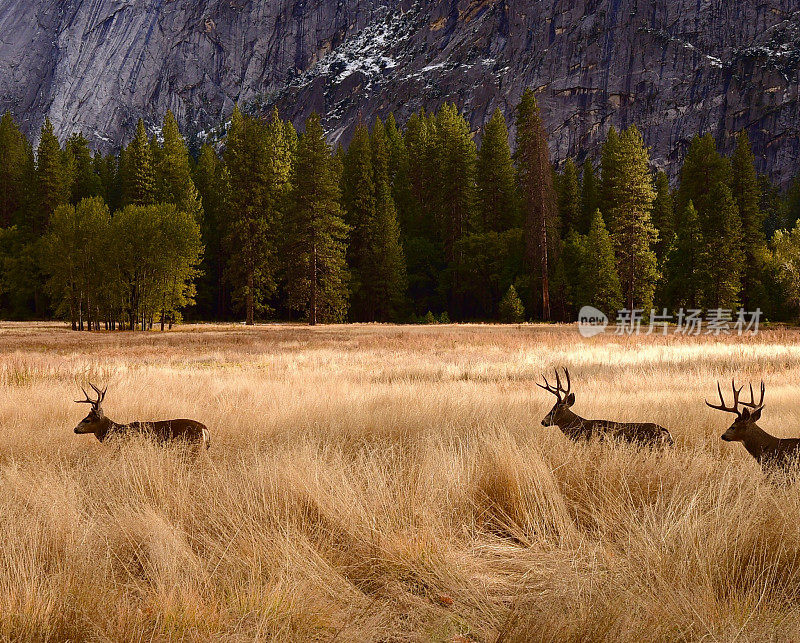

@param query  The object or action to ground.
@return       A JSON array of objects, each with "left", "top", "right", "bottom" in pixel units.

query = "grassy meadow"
[{"left": 3, "top": 322, "right": 800, "bottom": 641}]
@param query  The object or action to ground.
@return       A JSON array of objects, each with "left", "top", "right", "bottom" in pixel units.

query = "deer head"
[
  {"left": 706, "top": 380, "right": 764, "bottom": 442},
  {"left": 74, "top": 383, "right": 108, "bottom": 434},
  {"left": 537, "top": 367, "right": 575, "bottom": 427}
]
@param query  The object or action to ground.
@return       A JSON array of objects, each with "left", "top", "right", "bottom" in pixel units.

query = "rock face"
[{"left": 0, "top": 0, "right": 798, "bottom": 184}]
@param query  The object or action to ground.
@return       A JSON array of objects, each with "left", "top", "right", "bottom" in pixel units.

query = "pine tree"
[
  {"left": 602, "top": 126, "right": 658, "bottom": 311},
  {"left": 664, "top": 201, "right": 703, "bottom": 309},
  {"left": 600, "top": 127, "right": 622, "bottom": 231},
  {"left": 65, "top": 133, "right": 101, "bottom": 205},
  {"left": 731, "top": 130, "right": 766, "bottom": 309},
  {"left": 284, "top": 113, "right": 349, "bottom": 325},
  {"left": 431, "top": 103, "right": 477, "bottom": 317},
  {"left": 193, "top": 144, "right": 229, "bottom": 319},
  {"left": 35, "top": 118, "right": 70, "bottom": 233},
  {"left": 0, "top": 112, "right": 28, "bottom": 227},
  {"left": 476, "top": 108, "right": 517, "bottom": 232},
  {"left": 579, "top": 160, "right": 599, "bottom": 234},
  {"left": 557, "top": 158, "right": 580, "bottom": 235},
  {"left": 124, "top": 119, "right": 156, "bottom": 206},
  {"left": 224, "top": 106, "right": 291, "bottom": 324},
  {"left": 651, "top": 171, "right": 673, "bottom": 263},
  {"left": 676, "top": 134, "right": 742, "bottom": 309},
  {"left": 583, "top": 209, "right": 623, "bottom": 316},
  {"left": 369, "top": 118, "right": 408, "bottom": 321},
  {"left": 499, "top": 284, "right": 525, "bottom": 323},
  {"left": 341, "top": 122, "right": 375, "bottom": 319},
  {"left": 515, "top": 89, "right": 558, "bottom": 320},
  {"left": 157, "top": 110, "right": 202, "bottom": 220}
]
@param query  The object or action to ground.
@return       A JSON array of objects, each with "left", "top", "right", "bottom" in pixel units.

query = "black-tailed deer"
[
  {"left": 537, "top": 367, "right": 673, "bottom": 446},
  {"left": 707, "top": 380, "right": 800, "bottom": 469},
  {"left": 73, "top": 383, "right": 210, "bottom": 450}
]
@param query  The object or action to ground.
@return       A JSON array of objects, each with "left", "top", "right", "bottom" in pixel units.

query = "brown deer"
[
  {"left": 73, "top": 383, "right": 210, "bottom": 450},
  {"left": 707, "top": 380, "right": 800, "bottom": 469},
  {"left": 537, "top": 367, "right": 673, "bottom": 446}
]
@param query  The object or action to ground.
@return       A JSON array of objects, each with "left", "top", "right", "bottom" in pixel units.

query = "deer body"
[
  {"left": 73, "top": 384, "right": 210, "bottom": 450},
  {"left": 537, "top": 368, "right": 673, "bottom": 447},
  {"left": 707, "top": 380, "right": 799, "bottom": 471}
]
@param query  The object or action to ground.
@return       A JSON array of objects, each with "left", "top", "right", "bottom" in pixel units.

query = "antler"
[
  {"left": 536, "top": 367, "right": 571, "bottom": 400},
  {"left": 705, "top": 379, "right": 744, "bottom": 415},
  {"left": 74, "top": 382, "right": 107, "bottom": 407},
  {"left": 740, "top": 381, "right": 765, "bottom": 410}
]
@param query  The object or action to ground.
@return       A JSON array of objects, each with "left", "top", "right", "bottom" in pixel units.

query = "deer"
[
  {"left": 537, "top": 367, "right": 673, "bottom": 447},
  {"left": 73, "top": 383, "right": 210, "bottom": 451},
  {"left": 706, "top": 380, "right": 800, "bottom": 470}
]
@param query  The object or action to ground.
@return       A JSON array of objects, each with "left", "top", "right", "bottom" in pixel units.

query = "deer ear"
[
  {"left": 750, "top": 406, "right": 763, "bottom": 421},
  {"left": 740, "top": 407, "right": 751, "bottom": 420},
  {"left": 565, "top": 393, "right": 575, "bottom": 407}
]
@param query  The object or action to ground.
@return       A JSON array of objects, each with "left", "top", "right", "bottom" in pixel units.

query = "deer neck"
[
  {"left": 741, "top": 424, "right": 781, "bottom": 461},
  {"left": 557, "top": 408, "right": 584, "bottom": 429},
  {"left": 94, "top": 417, "right": 122, "bottom": 442}
]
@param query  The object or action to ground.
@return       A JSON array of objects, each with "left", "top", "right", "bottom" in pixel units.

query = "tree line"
[{"left": 2, "top": 90, "right": 800, "bottom": 328}]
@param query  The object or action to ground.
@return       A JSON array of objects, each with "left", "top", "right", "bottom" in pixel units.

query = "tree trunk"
[
  {"left": 246, "top": 271, "right": 254, "bottom": 326},
  {"left": 310, "top": 244, "right": 317, "bottom": 326}
]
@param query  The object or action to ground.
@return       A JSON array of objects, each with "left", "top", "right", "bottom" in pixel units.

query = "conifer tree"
[
  {"left": 664, "top": 200, "right": 703, "bottom": 309},
  {"left": 35, "top": 118, "right": 70, "bottom": 233},
  {"left": 580, "top": 160, "right": 599, "bottom": 234},
  {"left": 515, "top": 89, "right": 558, "bottom": 320},
  {"left": 65, "top": 133, "right": 101, "bottom": 205},
  {"left": 599, "top": 127, "right": 622, "bottom": 231},
  {"left": 0, "top": 112, "right": 28, "bottom": 227},
  {"left": 284, "top": 114, "right": 349, "bottom": 325},
  {"left": 431, "top": 103, "right": 477, "bottom": 317},
  {"left": 676, "top": 134, "right": 742, "bottom": 309},
  {"left": 124, "top": 119, "right": 156, "bottom": 206},
  {"left": 157, "top": 110, "right": 202, "bottom": 220},
  {"left": 476, "top": 108, "right": 517, "bottom": 232},
  {"left": 369, "top": 119, "right": 408, "bottom": 321},
  {"left": 224, "top": 106, "right": 291, "bottom": 324},
  {"left": 499, "top": 284, "right": 525, "bottom": 323},
  {"left": 193, "top": 144, "right": 229, "bottom": 319},
  {"left": 602, "top": 126, "right": 658, "bottom": 311},
  {"left": 341, "top": 122, "right": 375, "bottom": 319},
  {"left": 557, "top": 158, "right": 580, "bottom": 234},
  {"left": 651, "top": 171, "right": 673, "bottom": 263},
  {"left": 731, "top": 130, "right": 766, "bottom": 309},
  {"left": 583, "top": 209, "right": 623, "bottom": 316}
]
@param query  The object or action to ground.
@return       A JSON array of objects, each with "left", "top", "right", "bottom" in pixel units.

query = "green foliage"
[
  {"left": 664, "top": 201, "right": 703, "bottom": 309},
  {"left": 514, "top": 89, "right": 558, "bottom": 320},
  {"left": 285, "top": 113, "right": 350, "bottom": 324},
  {"left": 583, "top": 209, "right": 623, "bottom": 315},
  {"left": 579, "top": 160, "right": 599, "bottom": 234},
  {"left": 35, "top": 118, "right": 70, "bottom": 233},
  {"left": 557, "top": 158, "right": 580, "bottom": 235},
  {"left": 0, "top": 112, "right": 30, "bottom": 227},
  {"left": 651, "top": 171, "right": 673, "bottom": 263},
  {"left": 123, "top": 119, "right": 156, "bottom": 206},
  {"left": 224, "top": 107, "right": 292, "bottom": 323},
  {"left": 499, "top": 284, "right": 525, "bottom": 323},
  {"left": 601, "top": 126, "right": 658, "bottom": 310},
  {"left": 476, "top": 109, "right": 517, "bottom": 232},
  {"left": 157, "top": 110, "right": 202, "bottom": 221},
  {"left": 770, "top": 223, "right": 800, "bottom": 320},
  {"left": 731, "top": 131, "right": 767, "bottom": 309},
  {"left": 675, "top": 134, "right": 742, "bottom": 310},
  {"left": 423, "top": 310, "right": 437, "bottom": 324}
]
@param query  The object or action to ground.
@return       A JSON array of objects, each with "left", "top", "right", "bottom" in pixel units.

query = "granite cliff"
[{"left": 0, "top": 0, "right": 797, "bottom": 182}]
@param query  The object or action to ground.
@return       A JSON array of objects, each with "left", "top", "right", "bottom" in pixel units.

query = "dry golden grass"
[{"left": 4, "top": 322, "right": 800, "bottom": 641}]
